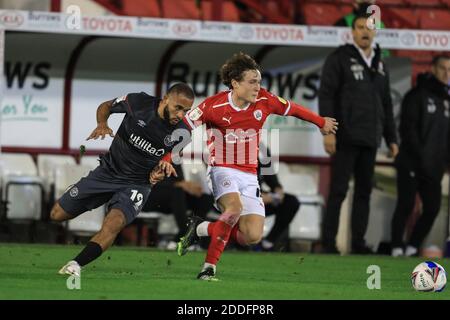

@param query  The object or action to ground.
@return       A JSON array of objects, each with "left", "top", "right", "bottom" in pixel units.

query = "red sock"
[
  {"left": 229, "top": 224, "right": 247, "bottom": 246},
  {"left": 205, "top": 213, "right": 239, "bottom": 265}
]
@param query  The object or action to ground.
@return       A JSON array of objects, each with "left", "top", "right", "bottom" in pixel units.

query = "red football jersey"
[{"left": 183, "top": 88, "right": 324, "bottom": 174}]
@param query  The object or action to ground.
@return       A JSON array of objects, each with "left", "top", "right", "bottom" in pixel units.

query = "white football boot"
[{"left": 58, "top": 260, "right": 81, "bottom": 277}]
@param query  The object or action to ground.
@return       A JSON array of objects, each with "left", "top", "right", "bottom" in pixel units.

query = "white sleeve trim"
[{"left": 283, "top": 100, "right": 291, "bottom": 116}]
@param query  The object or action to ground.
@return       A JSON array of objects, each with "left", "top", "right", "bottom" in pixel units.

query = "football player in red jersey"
[{"left": 177, "top": 52, "right": 338, "bottom": 280}]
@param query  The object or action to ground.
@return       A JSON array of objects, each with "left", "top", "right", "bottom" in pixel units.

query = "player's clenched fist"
[{"left": 320, "top": 117, "right": 338, "bottom": 135}]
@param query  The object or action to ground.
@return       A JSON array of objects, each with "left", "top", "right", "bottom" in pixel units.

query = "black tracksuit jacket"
[{"left": 319, "top": 44, "right": 397, "bottom": 148}]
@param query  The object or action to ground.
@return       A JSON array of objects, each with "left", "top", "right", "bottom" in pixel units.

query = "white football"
[{"left": 411, "top": 261, "right": 447, "bottom": 292}]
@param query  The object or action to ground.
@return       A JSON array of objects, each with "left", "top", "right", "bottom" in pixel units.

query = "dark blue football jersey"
[{"left": 99, "top": 92, "right": 190, "bottom": 184}]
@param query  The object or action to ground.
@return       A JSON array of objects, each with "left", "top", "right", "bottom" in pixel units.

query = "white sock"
[
  {"left": 202, "top": 262, "right": 216, "bottom": 273},
  {"left": 196, "top": 221, "right": 210, "bottom": 237}
]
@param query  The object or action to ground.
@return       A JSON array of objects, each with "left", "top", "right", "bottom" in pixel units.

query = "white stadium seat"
[
  {"left": 269, "top": 162, "right": 324, "bottom": 242},
  {"left": 0, "top": 153, "right": 44, "bottom": 221},
  {"left": 80, "top": 155, "right": 101, "bottom": 170},
  {"left": 37, "top": 154, "right": 76, "bottom": 196}
]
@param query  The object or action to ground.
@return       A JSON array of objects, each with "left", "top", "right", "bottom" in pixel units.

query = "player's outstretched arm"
[
  {"left": 86, "top": 100, "right": 116, "bottom": 140},
  {"left": 320, "top": 117, "right": 338, "bottom": 135},
  {"left": 285, "top": 101, "right": 338, "bottom": 134}
]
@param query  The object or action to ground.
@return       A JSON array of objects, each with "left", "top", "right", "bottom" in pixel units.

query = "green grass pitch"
[{"left": 0, "top": 244, "right": 449, "bottom": 300}]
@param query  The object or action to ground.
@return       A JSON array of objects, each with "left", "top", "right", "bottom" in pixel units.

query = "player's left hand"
[
  {"left": 149, "top": 167, "right": 165, "bottom": 185},
  {"left": 320, "top": 117, "right": 338, "bottom": 135},
  {"left": 158, "top": 160, "right": 178, "bottom": 178},
  {"left": 273, "top": 186, "right": 285, "bottom": 202},
  {"left": 388, "top": 143, "right": 399, "bottom": 159}
]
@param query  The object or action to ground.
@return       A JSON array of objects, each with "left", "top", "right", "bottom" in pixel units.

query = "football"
[{"left": 411, "top": 261, "right": 447, "bottom": 292}]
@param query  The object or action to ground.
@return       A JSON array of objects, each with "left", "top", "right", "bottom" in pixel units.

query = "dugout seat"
[
  {"left": 273, "top": 164, "right": 324, "bottom": 245},
  {"left": 37, "top": 154, "right": 76, "bottom": 204},
  {"left": 0, "top": 153, "right": 44, "bottom": 221},
  {"left": 53, "top": 164, "right": 104, "bottom": 238},
  {"left": 80, "top": 155, "right": 101, "bottom": 170}
]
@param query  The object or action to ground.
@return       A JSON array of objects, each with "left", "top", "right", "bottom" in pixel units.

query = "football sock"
[
  {"left": 196, "top": 221, "right": 210, "bottom": 237},
  {"left": 205, "top": 212, "right": 239, "bottom": 265},
  {"left": 229, "top": 224, "right": 248, "bottom": 246},
  {"left": 73, "top": 241, "right": 103, "bottom": 267}
]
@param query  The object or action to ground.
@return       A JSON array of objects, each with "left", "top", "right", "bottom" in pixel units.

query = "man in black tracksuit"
[
  {"left": 319, "top": 13, "right": 398, "bottom": 254},
  {"left": 391, "top": 55, "right": 450, "bottom": 257}
]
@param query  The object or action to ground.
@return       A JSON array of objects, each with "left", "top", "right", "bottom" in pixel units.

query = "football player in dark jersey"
[{"left": 53, "top": 83, "right": 194, "bottom": 277}]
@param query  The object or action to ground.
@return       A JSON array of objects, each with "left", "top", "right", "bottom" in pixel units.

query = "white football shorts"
[{"left": 207, "top": 166, "right": 265, "bottom": 217}]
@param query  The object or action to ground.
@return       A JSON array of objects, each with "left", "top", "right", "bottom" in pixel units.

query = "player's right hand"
[
  {"left": 86, "top": 123, "right": 115, "bottom": 140},
  {"left": 157, "top": 160, "right": 178, "bottom": 178},
  {"left": 323, "top": 134, "right": 336, "bottom": 155},
  {"left": 320, "top": 117, "right": 338, "bottom": 135},
  {"left": 149, "top": 167, "right": 165, "bottom": 185}
]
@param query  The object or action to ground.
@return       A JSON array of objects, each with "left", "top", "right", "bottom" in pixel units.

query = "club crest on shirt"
[
  {"left": 164, "top": 134, "right": 175, "bottom": 147},
  {"left": 188, "top": 106, "right": 203, "bottom": 121},
  {"left": 254, "top": 109, "right": 263, "bottom": 121}
]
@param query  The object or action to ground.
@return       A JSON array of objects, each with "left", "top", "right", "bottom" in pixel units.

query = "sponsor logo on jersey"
[
  {"left": 129, "top": 133, "right": 165, "bottom": 156},
  {"left": 222, "top": 116, "right": 232, "bottom": 125},
  {"left": 253, "top": 110, "right": 262, "bottom": 121},
  {"left": 137, "top": 120, "right": 146, "bottom": 127},
  {"left": 188, "top": 107, "right": 203, "bottom": 121}
]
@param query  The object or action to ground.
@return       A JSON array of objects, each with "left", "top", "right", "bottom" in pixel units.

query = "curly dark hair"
[{"left": 220, "top": 52, "right": 261, "bottom": 89}]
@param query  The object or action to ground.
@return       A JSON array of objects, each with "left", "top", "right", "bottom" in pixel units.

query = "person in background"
[
  {"left": 319, "top": 13, "right": 398, "bottom": 254},
  {"left": 391, "top": 55, "right": 450, "bottom": 257}
]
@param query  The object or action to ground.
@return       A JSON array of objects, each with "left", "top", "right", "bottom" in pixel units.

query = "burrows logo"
[{"left": 129, "top": 133, "right": 165, "bottom": 156}]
